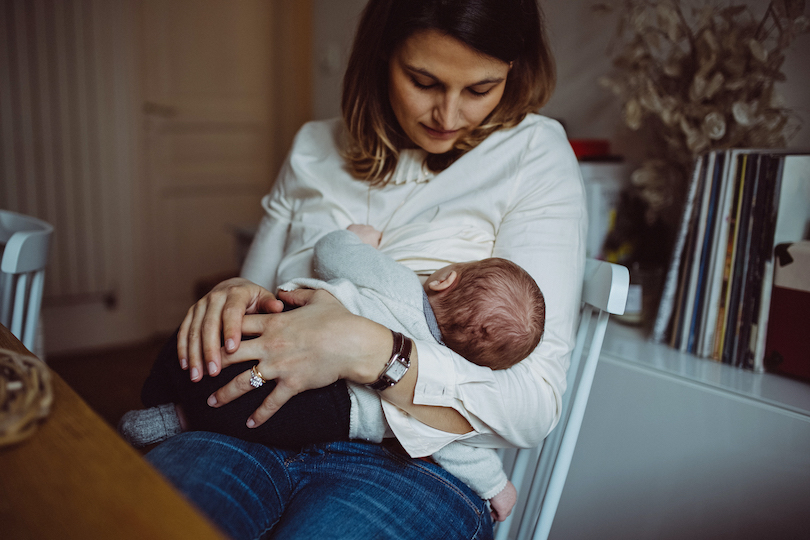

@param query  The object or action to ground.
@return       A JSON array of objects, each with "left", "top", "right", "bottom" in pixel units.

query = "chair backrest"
[
  {"left": 0, "top": 210, "right": 54, "bottom": 352},
  {"left": 495, "top": 258, "right": 629, "bottom": 540}
]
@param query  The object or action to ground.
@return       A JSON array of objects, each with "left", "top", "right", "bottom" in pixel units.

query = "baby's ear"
[{"left": 427, "top": 270, "right": 458, "bottom": 292}]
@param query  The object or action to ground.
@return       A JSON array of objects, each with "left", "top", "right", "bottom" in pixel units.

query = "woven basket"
[{"left": 0, "top": 347, "right": 53, "bottom": 447}]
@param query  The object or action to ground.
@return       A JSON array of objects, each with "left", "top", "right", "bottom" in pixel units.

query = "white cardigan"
[{"left": 241, "top": 114, "right": 587, "bottom": 454}]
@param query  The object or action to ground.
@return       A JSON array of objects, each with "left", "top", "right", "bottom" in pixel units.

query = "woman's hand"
[
  {"left": 177, "top": 277, "right": 285, "bottom": 382},
  {"left": 206, "top": 288, "right": 393, "bottom": 428}
]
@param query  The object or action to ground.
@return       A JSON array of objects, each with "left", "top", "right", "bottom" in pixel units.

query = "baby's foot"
[{"left": 118, "top": 403, "right": 183, "bottom": 448}]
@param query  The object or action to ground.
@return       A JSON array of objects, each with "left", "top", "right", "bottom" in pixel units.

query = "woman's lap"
[
  {"left": 146, "top": 432, "right": 493, "bottom": 540},
  {"left": 141, "top": 330, "right": 351, "bottom": 449}
]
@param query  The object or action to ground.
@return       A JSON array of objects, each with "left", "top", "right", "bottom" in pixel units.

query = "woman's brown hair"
[{"left": 341, "top": 0, "right": 556, "bottom": 184}]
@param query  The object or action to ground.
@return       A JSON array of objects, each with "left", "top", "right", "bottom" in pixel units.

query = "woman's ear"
[{"left": 427, "top": 270, "right": 458, "bottom": 292}]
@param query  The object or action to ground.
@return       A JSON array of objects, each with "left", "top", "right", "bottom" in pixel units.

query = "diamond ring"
[{"left": 249, "top": 365, "right": 267, "bottom": 389}]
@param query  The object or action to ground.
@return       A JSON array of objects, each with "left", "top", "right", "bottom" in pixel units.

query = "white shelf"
[
  {"left": 601, "top": 320, "right": 810, "bottom": 418},
  {"left": 552, "top": 319, "right": 810, "bottom": 539}
]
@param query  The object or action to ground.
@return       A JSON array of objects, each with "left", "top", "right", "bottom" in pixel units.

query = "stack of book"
[{"left": 652, "top": 149, "right": 810, "bottom": 371}]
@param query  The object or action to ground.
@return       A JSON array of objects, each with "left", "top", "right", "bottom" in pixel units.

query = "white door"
[{"left": 140, "top": 0, "right": 275, "bottom": 331}]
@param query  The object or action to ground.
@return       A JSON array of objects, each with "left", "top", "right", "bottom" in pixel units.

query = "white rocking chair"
[
  {"left": 495, "top": 258, "right": 629, "bottom": 540},
  {"left": 0, "top": 210, "right": 54, "bottom": 353}
]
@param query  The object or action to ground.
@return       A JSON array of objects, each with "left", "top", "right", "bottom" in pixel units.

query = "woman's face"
[{"left": 388, "top": 29, "right": 511, "bottom": 155}]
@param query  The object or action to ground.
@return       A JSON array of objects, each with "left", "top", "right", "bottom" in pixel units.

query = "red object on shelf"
[
  {"left": 765, "top": 241, "right": 810, "bottom": 382},
  {"left": 569, "top": 139, "right": 611, "bottom": 160}
]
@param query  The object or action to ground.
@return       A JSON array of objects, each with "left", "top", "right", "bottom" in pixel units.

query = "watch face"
[{"left": 386, "top": 359, "right": 409, "bottom": 382}]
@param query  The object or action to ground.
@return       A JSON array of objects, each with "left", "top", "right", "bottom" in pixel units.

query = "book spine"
[
  {"left": 699, "top": 150, "right": 733, "bottom": 358},
  {"left": 652, "top": 155, "right": 705, "bottom": 343},
  {"left": 752, "top": 156, "right": 787, "bottom": 372},
  {"left": 714, "top": 153, "right": 748, "bottom": 361},
  {"left": 737, "top": 155, "right": 774, "bottom": 370},
  {"left": 724, "top": 154, "right": 761, "bottom": 366},
  {"left": 678, "top": 156, "right": 712, "bottom": 352},
  {"left": 690, "top": 152, "right": 723, "bottom": 355}
]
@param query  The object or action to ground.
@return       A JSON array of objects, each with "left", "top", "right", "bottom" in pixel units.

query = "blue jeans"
[{"left": 146, "top": 432, "right": 493, "bottom": 540}]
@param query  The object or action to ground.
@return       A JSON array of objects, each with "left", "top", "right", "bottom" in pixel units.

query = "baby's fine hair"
[{"left": 432, "top": 258, "right": 545, "bottom": 370}]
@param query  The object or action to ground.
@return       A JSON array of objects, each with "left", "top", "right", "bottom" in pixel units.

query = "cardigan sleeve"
[
  {"left": 431, "top": 443, "right": 508, "bottom": 501},
  {"left": 240, "top": 161, "right": 294, "bottom": 291}
]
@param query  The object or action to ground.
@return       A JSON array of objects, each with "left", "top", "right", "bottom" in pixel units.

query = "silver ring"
[{"left": 249, "top": 365, "right": 267, "bottom": 388}]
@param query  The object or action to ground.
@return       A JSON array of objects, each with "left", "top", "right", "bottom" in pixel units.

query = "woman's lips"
[{"left": 421, "top": 124, "right": 459, "bottom": 140}]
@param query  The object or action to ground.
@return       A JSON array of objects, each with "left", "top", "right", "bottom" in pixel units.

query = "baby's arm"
[
  {"left": 312, "top": 229, "right": 417, "bottom": 292},
  {"left": 431, "top": 443, "right": 517, "bottom": 522}
]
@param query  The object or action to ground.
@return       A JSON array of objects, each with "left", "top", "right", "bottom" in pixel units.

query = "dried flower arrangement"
[{"left": 596, "top": 0, "right": 809, "bottom": 227}]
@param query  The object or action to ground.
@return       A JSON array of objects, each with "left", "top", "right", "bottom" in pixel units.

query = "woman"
[{"left": 146, "top": 0, "right": 586, "bottom": 538}]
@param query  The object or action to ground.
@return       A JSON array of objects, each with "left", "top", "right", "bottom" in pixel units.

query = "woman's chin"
[{"left": 416, "top": 136, "right": 458, "bottom": 155}]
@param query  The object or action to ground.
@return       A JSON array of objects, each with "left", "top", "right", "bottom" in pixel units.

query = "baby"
[{"left": 122, "top": 226, "right": 545, "bottom": 521}]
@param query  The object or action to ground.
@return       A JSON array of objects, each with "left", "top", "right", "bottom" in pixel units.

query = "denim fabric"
[{"left": 146, "top": 432, "right": 493, "bottom": 540}]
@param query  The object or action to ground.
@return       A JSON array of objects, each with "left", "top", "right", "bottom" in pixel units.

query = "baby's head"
[{"left": 424, "top": 258, "right": 545, "bottom": 370}]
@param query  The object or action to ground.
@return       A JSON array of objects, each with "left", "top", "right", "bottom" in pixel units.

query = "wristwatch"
[{"left": 367, "top": 330, "right": 412, "bottom": 391}]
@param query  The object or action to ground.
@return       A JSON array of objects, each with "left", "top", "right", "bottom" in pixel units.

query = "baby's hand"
[
  {"left": 489, "top": 480, "right": 517, "bottom": 522},
  {"left": 347, "top": 224, "right": 382, "bottom": 248}
]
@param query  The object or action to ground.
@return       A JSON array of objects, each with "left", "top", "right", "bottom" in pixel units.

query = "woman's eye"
[
  {"left": 411, "top": 77, "right": 436, "bottom": 90},
  {"left": 468, "top": 87, "right": 493, "bottom": 97}
]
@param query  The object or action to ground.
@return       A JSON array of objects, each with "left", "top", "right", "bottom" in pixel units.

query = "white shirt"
[{"left": 241, "top": 114, "right": 587, "bottom": 452}]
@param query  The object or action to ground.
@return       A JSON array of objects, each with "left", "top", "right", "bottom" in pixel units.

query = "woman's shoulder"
[
  {"left": 291, "top": 118, "right": 346, "bottom": 155},
  {"left": 475, "top": 114, "right": 576, "bottom": 172},
  {"left": 497, "top": 113, "right": 569, "bottom": 146},
  {"left": 472, "top": 114, "right": 573, "bottom": 168}
]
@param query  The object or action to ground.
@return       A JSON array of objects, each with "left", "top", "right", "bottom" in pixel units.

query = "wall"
[
  {"left": 1, "top": 0, "right": 150, "bottom": 355},
  {"left": 311, "top": 0, "right": 810, "bottom": 157},
  {"left": 1, "top": 0, "right": 312, "bottom": 354}
]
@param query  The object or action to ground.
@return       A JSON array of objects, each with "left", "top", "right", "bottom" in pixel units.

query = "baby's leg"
[
  {"left": 139, "top": 330, "right": 351, "bottom": 449},
  {"left": 119, "top": 403, "right": 184, "bottom": 447}
]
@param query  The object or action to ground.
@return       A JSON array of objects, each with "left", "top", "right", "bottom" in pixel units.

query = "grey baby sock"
[{"left": 118, "top": 403, "right": 183, "bottom": 448}]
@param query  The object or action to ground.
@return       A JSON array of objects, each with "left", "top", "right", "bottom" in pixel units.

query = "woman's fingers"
[
  {"left": 216, "top": 330, "right": 264, "bottom": 369},
  {"left": 184, "top": 298, "right": 216, "bottom": 381},
  {"left": 240, "top": 314, "right": 267, "bottom": 336},
  {"left": 200, "top": 296, "right": 229, "bottom": 377},
  {"left": 176, "top": 306, "right": 194, "bottom": 371},
  {"left": 219, "top": 292, "right": 252, "bottom": 356},
  {"left": 175, "top": 278, "right": 283, "bottom": 382},
  {"left": 247, "top": 383, "right": 298, "bottom": 428},
  {"left": 276, "top": 287, "right": 316, "bottom": 308},
  {"left": 189, "top": 290, "right": 227, "bottom": 379},
  {"left": 216, "top": 282, "right": 284, "bottom": 365},
  {"left": 206, "top": 363, "right": 272, "bottom": 408},
  {"left": 204, "top": 363, "right": 296, "bottom": 429}
]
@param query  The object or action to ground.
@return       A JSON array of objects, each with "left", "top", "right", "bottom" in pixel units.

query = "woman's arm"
[
  {"left": 409, "top": 121, "right": 587, "bottom": 448},
  {"left": 375, "top": 345, "right": 473, "bottom": 434},
  {"left": 205, "top": 287, "right": 472, "bottom": 433}
]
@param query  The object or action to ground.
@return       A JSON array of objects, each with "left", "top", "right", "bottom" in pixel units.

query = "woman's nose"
[{"left": 433, "top": 93, "right": 460, "bottom": 130}]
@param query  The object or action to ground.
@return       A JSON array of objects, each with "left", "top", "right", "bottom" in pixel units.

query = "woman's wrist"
[
  {"left": 366, "top": 331, "right": 413, "bottom": 391},
  {"left": 343, "top": 318, "right": 395, "bottom": 385}
]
